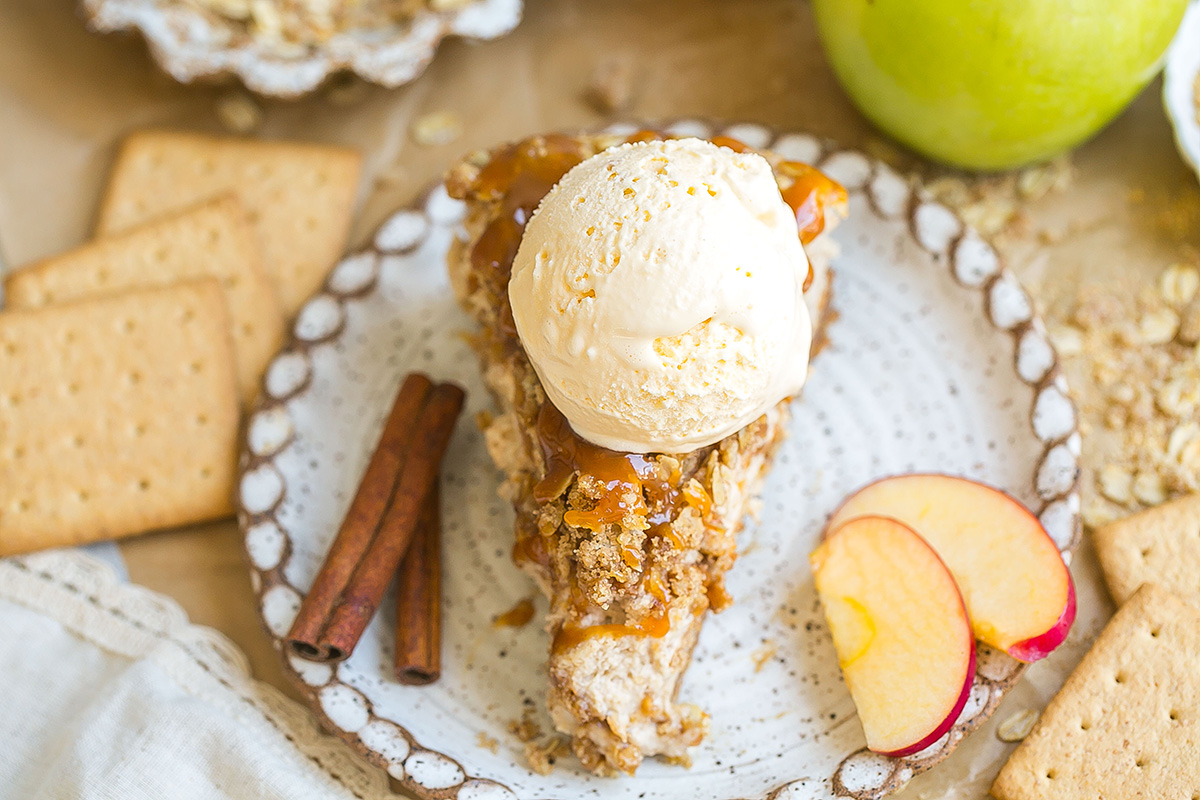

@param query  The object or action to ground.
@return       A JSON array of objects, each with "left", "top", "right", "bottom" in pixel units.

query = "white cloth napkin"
[{"left": 0, "top": 550, "right": 396, "bottom": 800}]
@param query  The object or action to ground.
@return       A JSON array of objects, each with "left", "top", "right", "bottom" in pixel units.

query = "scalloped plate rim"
[{"left": 237, "top": 120, "right": 1081, "bottom": 800}]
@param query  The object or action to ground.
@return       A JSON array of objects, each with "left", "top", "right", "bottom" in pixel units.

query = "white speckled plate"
[
  {"left": 1165, "top": 1, "right": 1200, "bottom": 181},
  {"left": 80, "top": 0, "right": 522, "bottom": 98},
  {"left": 238, "top": 121, "right": 1085, "bottom": 800}
]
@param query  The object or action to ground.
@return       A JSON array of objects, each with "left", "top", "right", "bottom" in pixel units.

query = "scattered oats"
[
  {"left": 1167, "top": 422, "right": 1200, "bottom": 461},
  {"left": 411, "top": 110, "right": 463, "bottom": 147},
  {"left": 1178, "top": 301, "right": 1200, "bottom": 345},
  {"left": 1138, "top": 308, "right": 1180, "bottom": 345},
  {"left": 523, "top": 735, "right": 570, "bottom": 776},
  {"left": 585, "top": 56, "right": 636, "bottom": 115},
  {"left": 1156, "top": 376, "right": 1199, "bottom": 418},
  {"left": 1159, "top": 263, "right": 1200, "bottom": 307},
  {"left": 1132, "top": 471, "right": 1167, "bottom": 506},
  {"left": 1098, "top": 465, "right": 1134, "bottom": 506},
  {"left": 997, "top": 708, "right": 1040, "bottom": 742},
  {"left": 201, "top": 0, "right": 252, "bottom": 18},
  {"left": 215, "top": 92, "right": 263, "bottom": 133},
  {"left": 507, "top": 709, "right": 541, "bottom": 743},
  {"left": 1046, "top": 324, "right": 1084, "bottom": 357},
  {"left": 1017, "top": 156, "right": 1072, "bottom": 201},
  {"left": 1082, "top": 499, "right": 1120, "bottom": 529},
  {"left": 751, "top": 639, "right": 778, "bottom": 673},
  {"left": 196, "top": 0, "right": 448, "bottom": 48}
]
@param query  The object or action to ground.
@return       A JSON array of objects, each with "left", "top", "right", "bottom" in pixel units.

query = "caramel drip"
[
  {"left": 533, "top": 404, "right": 694, "bottom": 538},
  {"left": 553, "top": 573, "right": 671, "bottom": 655},
  {"left": 780, "top": 161, "right": 848, "bottom": 247},
  {"left": 469, "top": 136, "right": 588, "bottom": 341},
  {"left": 493, "top": 598, "right": 536, "bottom": 628}
]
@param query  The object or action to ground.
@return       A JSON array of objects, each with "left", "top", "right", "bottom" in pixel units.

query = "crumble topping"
[{"left": 446, "top": 130, "right": 844, "bottom": 774}]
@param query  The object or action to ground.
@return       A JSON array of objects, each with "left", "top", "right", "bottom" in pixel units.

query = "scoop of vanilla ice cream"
[{"left": 508, "top": 137, "right": 812, "bottom": 454}]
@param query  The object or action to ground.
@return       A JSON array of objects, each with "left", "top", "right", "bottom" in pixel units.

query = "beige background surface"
[{"left": 2, "top": 0, "right": 1199, "bottom": 796}]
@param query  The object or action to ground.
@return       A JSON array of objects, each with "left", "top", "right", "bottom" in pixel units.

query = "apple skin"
[
  {"left": 1007, "top": 577, "right": 1076, "bottom": 663},
  {"left": 825, "top": 473, "right": 1075, "bottom": 663},
  {"left": 878, "top": 645, "right": 976, "bottom": 759},
  {"left": 812, "top": 516, "right": 977, "bottom": 756},
  {"left": 811, "top": 0, "right": 1188, "bottom": 169}
]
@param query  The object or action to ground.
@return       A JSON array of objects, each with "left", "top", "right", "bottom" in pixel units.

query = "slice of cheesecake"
[{"left": 446, "top": 130, "right": 846, "bottom": 775}]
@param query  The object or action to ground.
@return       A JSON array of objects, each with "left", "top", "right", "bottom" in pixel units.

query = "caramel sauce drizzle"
[
  {"left": 469, "top": 131, "right": 846, "bottom": 653},
  {"left": 492, "top": 598, "right": 536, "bottom": 628}
]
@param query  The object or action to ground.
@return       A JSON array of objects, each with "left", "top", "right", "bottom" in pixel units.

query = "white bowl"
[
  {"left": 1164, "top": 1, "right": 1200, "bottom": 181},
  {"left": 80, "top": 0, "right": 523, "bottom": 98}
]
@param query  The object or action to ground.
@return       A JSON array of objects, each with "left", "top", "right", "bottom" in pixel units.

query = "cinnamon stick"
[
  {"left": 394, "top": 484, "right": 441, "bottom": 685},
  {"left": 318, "top": 381, "right": 465, "bottom": 661},
  {"left": 284, "top": 373, "right": 440, "bottom": 662}
]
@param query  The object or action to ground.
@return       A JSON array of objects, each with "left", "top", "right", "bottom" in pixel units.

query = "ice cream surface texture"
[{"left": 508, "top": 137, "right": 813, "bottom": 454}]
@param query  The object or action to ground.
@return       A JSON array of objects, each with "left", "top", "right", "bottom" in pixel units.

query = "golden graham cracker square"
[
  {"left": 96, "top": 130, "right": 361, "bottom": 316},
  {"left": 5, "top": 195, "right": 283, "bottom": 404},
  {"left": 0, "top": 280, "right": 240, "bottom": 556},
  {"left": 991, "top": 583, "right": 1200, "bottom": 800},
  {"left": 1093, "top": 492, "right": 1200, "bottom": 610}
]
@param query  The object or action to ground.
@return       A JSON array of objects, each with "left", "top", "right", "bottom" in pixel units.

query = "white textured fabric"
[{"left": 0, "top": 550, "right": 394, "bottom": 800}]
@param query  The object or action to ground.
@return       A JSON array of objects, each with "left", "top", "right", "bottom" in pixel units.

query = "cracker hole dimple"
[
  {"left": 181, "top": 308, "right": 196, "bottom": 324},
  {"left": 1045, "top": 770, "right": 1056, "bottom": 780},
  {"left": 1170, "top": 710, "right": 1180, "bottom": 721},
  {"left": 138, "top": 479, "right": 150, "bottom": 492},
  {"left": 304, "top": 217, "right": 319, "bottom": 232},
  {"left": 1141, "top": 547, "right": 1152, "bottom": 559},
  {"left": 1135, "top": 757, "right": 1146, "bottom": 769},
  {"left": 241, "top": 323, "right": 254, "bottom": 337},
  {"left": 200, "top": 467, "right": 212, "bottom": 479},
  {"left": 122, "top": 318, "right": 136, "bottom": 334},
  {"left": 97, "top": 268, "right": 110, "bottom": 284},
  {"left": 71, "top": 435, "right": 84, "bottom": 449},
  {"left": 67, "top": 382, "right": 80, "bottom": 396},
  {"left": 246, "top": 210, "right": 261, "bottom": 225},
  {"left": 3, "top": 342, "right": 16, "bottom": 356},
  {"left": 10, "top": 445, "right": 25, "bottom": 459},
  {"left": 208, "top": 227, "right": 221, "bottom": 245},
  {"left": 201, "top": 158, "right": 217, "bottom": 175},
  {"left": 128, "top": 371, "right": 142, "bottom": 386},
  {"left": 154, "top": 246, "right": 169, "bottom": 263},
  {"left": 196, "top": 414, "right": 208, "bottom": 427},
  {"left": 77, "top": 490, "right": 89, "bottom": 503},
  {"left": 189, "top": 361, "right": 204, "bottom": 375},
  {"left": 133, "top": 423, "right": 146, "bottom": 437},
  {"left": 1114, "top": 672, "right": 1127, "bottom": 685},
  {"left": 1150, "top": 627, "right": 1161, "bottom": 638},
  {"left": 15, "top": 499, "right": 30, "bottom": 513},
  {"left": 1080, "top": 720, "right": 1091, "bottom": 731},
  {"left": 313, "top": 171, "right": 328, "bottom": 187}
]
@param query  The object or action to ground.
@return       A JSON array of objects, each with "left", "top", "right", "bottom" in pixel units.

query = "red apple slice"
[
  {"left": 826, "top": 474, "right": 1075, "bottom": 663},
  {"left": 810, "top": 516, "right": 976, "bottom": 757}
]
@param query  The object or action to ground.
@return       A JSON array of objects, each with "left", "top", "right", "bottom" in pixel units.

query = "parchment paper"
[{"left": 1, "top": 0, "right": 1198, "bottom": 795}]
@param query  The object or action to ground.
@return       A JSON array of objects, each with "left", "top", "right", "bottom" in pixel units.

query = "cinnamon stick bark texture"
[
  {"left": 394, "top": 484, "right": 441, "bottom": 685},
  {"left": 285, "top": 373, "right": 463, "bottom": 663},
  {"left": 318, "top": 380, "right": 465, "bottom": 662}
]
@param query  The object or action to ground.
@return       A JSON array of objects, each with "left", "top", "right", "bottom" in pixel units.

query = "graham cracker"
[
  {"left": 991, "top": 583, "right": 1200, "bottom": 800},
  {"left": 1093, "top": 492, "right": 1200, "bottom": 610},
  {"left": 96, "top": 130, "right": 361, "bottom": 316},
  {"left": 0, "top": 281, "right": 239, "bottom": 556},
  {"left": 5, "top": 196, "right": 283, "bottom": 404}
]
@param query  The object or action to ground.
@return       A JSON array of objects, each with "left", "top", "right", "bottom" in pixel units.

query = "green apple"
[{"left": 812, "top": 0, "right": 1188, "bottom": 169}]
